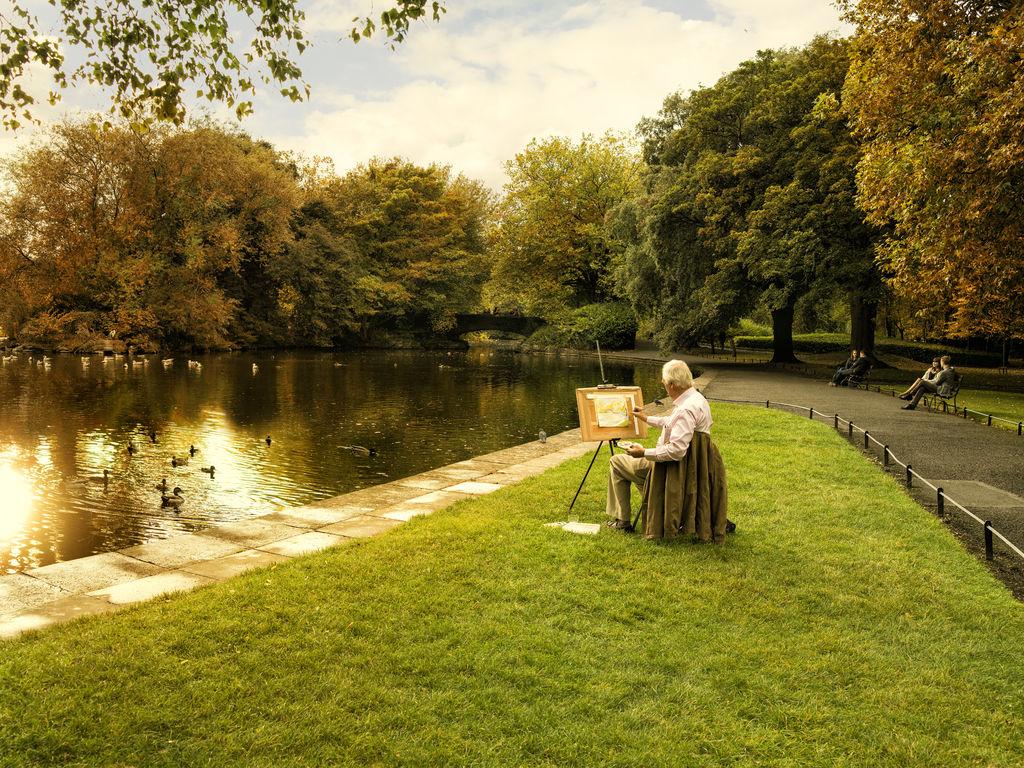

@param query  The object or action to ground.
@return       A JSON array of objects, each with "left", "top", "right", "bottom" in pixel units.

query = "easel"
[
  {"left": 564, "top": 342, "right": 645, "bottom": 522},
  {"left": 566, "top": 438, "right": 617, "bottom": 520}
]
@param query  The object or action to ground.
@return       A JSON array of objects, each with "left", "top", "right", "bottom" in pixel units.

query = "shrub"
[{"left": 525, "top": 302, "right": 637, "bottom": 351}]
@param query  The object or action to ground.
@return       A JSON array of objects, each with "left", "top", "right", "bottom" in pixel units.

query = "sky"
[{"left": 5, "top": 0, "right": 851, "bottom": 191}]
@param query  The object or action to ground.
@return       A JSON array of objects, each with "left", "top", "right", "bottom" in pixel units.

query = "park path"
[{"left": 607, "top": 349, "right": 1024, "bottom": 565}]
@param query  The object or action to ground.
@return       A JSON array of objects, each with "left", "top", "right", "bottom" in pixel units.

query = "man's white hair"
[{"left": 662, "top": 359, "right": 693, "bottom": 390}]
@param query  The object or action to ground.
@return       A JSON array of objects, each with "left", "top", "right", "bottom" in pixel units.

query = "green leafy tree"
[
  {"left": 323, "top": 158, "right": 491, "bottom": 337},
  {"left": 486, "top": 133, "right": 642, "bottom": 318},
  {"left": 616, "top": 36, "right": 879, "bottom": 361},
  {"left": 0, "top": 1, "right": 445, "bottom": 128}
]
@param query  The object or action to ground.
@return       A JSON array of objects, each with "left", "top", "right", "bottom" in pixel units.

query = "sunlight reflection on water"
[{"left": 0, "top": 349, "right": 660, "bottom": 573}]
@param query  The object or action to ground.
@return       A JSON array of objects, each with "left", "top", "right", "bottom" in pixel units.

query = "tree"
[
  {"left": 841, "top": 0, "right": 1024, "bottom": 361},
  {"left": 0, "top": 120, "right": 299, "bottom": 349},
  {"left": 616, "top": 36, "right": 880, "bottom": 361},
  {"left": 323, "top": 158, "right": 491, "bottom": 337},
  {"left": 0, "top": 1, "right": 445, "bottom": 128},
  {"left": 486, "top": 133, "right": 642, "bottom": 318}
]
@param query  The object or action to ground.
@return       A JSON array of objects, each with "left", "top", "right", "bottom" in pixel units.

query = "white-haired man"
[{"left": 606, "top": 359, "right": 712, "bottom": 530}]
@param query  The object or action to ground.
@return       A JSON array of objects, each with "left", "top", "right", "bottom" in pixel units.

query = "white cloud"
[{"left": 264, "top": 0, "right": 850, "bottom": 190}]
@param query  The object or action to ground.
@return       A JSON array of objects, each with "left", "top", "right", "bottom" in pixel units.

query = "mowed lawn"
[{"left": 1, "top": 404, "right": 1022, "bottom": 767}]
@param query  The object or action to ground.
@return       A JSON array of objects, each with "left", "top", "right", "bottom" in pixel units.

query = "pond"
[{"left": 0, "top": 349, "right": 662, "bottom": 574}]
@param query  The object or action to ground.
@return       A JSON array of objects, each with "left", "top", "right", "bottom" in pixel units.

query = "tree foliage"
[
  {"left": 0, "top": 120, "right": 490, "bottom": 351},
  {"left": 614, "top": 36, "right": 879, "bottom": 360},
  {"left": 485, "top": 133, "right": 641, "bottom": 318},
  {"left": 841, "top": 0, "right": 1024, "bottom": 341},
  {"left": 0, "top": 0, "right": 445, "bottom": 128}
]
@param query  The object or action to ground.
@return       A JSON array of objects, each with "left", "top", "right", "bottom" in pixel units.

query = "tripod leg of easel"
[{"left": 567, "top": 441, "right": 605, "bottom": 516}]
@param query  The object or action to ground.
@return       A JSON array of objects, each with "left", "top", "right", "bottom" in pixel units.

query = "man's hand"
[
  {"left": 632, "top": 406, "right": 648, "bottom": 423},
  {"left": 626, "top": 443, "right": 646, "bottom": 458}
]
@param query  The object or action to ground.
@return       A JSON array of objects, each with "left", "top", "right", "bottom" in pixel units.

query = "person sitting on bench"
[
  {"left": 922, "top": 357, "right": 941, "bottom": 382},
  {"left": 605, "top": 359, "right": 710, "bottom": 531},
  {"left": 899, "top": 355, "right": 956, "bottom": 410},
  {"left": 831, "top": 350, "right": 870, "bottom": 387}
]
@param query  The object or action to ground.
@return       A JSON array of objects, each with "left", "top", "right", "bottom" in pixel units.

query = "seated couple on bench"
[
  {"left": 606, "top": 359, "right": 731, "bottom": 543},
  {"left": 898, "top": 355, "right": 957, "bottom": 410},
  {"left": 830, "top": 349, "right": 870, "bottom": 387}
]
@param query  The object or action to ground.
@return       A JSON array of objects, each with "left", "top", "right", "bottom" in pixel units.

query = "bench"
[
  {"left": 847, "top": 364, "right": 872, "bottom": 389},
  {"left": 925, "top": 372, "right": 964, "bottom": 411}
]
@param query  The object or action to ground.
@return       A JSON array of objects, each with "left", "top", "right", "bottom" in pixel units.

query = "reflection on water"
[{"left": 0, "top": 349, "right": 658, "bottom": 573}]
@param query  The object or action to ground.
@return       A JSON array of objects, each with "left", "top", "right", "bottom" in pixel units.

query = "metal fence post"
[
  {"left": 848, "top": 421, "right": 853, "bottom": 438},
  {"left": 883, "top": 445, "right": 889, "bottom": 467},
  {"left": 937, "top": 487, "right": 944, "bottom": 516},
  {"left": 766, "top": 400, "right": 770, "bottom": 409},
  {"left": 834, "top": 414, "right": 839, "bottom": 430},
  {"left": 987, "top": 414, "right": 992, "bottom": 427},
  {"left": 864, "top": 431, "right": 869, "bottom": 449},
  {"left": 985, "top": 521, "right": 994, "bottom": 560},
  {"left": 809, "top": 407, "right": 813, "bottom": 419},
  {"left": 1019, "top": 421, "right": 1022, "bottom": 436},
  {"left": 906, "top": 464, "right": 913, "bottom": 488}
]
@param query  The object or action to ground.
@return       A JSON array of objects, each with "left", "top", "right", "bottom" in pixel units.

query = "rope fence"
[
  {"left": 850, "top": 381, "right": 1024, "bottom": 436},
  {"left": 706, "top": 395, "right": 1024, "bottom": 566}
]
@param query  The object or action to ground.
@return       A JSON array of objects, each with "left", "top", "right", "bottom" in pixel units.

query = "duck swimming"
[
  {"left": 156, "top": 478, "right": 167, "bottom": 492},
  {"left": 340, "top": 444, "right": 377, "bottom": 457},
  {"left": 171, "top": 456, "right": 189, "bottom": 467},
  {"left": 161, "top": 487, "right": 184, "bottom": 509},
  {"left": 189, "top": 444, "right": 198, "bottom": 457},
  {"left": 200, "top": 465, "right": 215, "bottom": 477}
]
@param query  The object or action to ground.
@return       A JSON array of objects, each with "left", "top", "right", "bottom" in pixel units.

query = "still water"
[{"left": 0, "top": 349, "right": 658, "bottom": 573}]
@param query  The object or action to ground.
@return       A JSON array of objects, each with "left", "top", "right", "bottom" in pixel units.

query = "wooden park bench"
[{"left": 925, "top": 372, "right": 964, "bottom": 411}]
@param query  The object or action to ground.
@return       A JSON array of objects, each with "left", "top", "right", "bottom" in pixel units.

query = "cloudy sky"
[{"left": 7, "top": 0, "right": 850, "bottom": 190}]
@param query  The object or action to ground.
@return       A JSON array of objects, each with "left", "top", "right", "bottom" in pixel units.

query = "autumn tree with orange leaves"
[{"left": 842, "top": 0, "right": 1024, "bottom": 364}]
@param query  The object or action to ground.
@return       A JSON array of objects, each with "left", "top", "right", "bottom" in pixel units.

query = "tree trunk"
[
  {"left": 849, "top": 292, "right": 877, "bottom": 357},
  {"left": 770, "top": 303, "right": 798, "bottom": 363},
  {"left": 1003, "top": 337, "right": 1010, "bottom": 369}
]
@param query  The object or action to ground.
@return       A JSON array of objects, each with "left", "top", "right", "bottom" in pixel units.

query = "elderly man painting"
[{"left": 605, "top": 359, "right": 711, "bottom": 531}]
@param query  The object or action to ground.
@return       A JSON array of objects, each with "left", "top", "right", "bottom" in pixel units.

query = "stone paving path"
[{"left": 0, "top": 427, "right": 606, "bottom": 640}]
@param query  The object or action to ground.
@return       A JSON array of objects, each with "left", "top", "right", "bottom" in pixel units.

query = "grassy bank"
[{"left": 2, "top": 404, "right": 1023, "bottom": 766}]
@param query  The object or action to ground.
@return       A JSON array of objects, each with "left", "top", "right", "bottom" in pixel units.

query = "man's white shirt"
[{"left": 643, "top": 388, "right": 712, "bottom": 462}]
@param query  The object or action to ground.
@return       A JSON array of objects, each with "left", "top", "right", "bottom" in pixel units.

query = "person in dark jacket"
[
  {"left": 831, "top": 350, "right": 870, "bottom": 386},
  {"left": 900, "top": 356, "right": 956, "bottom": 409}
]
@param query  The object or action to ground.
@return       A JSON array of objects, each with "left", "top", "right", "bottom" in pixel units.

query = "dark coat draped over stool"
[{"left": 641, "top": 430, "right": 729, "bottom": 543}]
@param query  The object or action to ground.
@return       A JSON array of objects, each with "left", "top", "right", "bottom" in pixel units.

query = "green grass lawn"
[
  {"left": 2, "top": 403, "right": 1023, "bottom": 767},
  {"left": 953, "top": 388, "right": 1024, "bottom": 428}
]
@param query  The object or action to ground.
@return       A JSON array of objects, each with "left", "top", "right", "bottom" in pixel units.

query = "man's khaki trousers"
[{"left": 606, "top": 454, "right": 651, "bottom": 522}]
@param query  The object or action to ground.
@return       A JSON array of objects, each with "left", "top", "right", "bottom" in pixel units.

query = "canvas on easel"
[{"left": 575, "top": 386, "right": 648, "bottom": 442}]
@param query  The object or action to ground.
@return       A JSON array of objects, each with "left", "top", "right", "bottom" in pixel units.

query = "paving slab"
[
  {"left": 27, "top": 553, "right": 164, "bottom": 594},
  {"left": 0, "top": 573, "right": 68, "bottom": 616},
  {"left": 402, "top": 490, "right": 468, "bottom": 508},
  {"left": 425, "top": 467, "right": 491, "bottom": 481},
  {"left": 449, "top": 459, "right": 513, "bottom": 473},
  {"left": 260, "top": 505, "right": 371, "bottom": 529},
  {"left": 321, "top": 484, "right": 428, "bottom": 509},
  {"left": 319, "top": 515, "right": 404, "bottom": 539},
  {"left": 196, "top": 519, "right": 305, "bottom": 549},
  {"left": 446, "top": 481, "right": 503, "bottom": 495},
  {"left": 0, "top": 594, "right": 119, "bottom": 640},
  {"left": 258, "top": 531, "right": 349, "bottom": 557},
  {"left": 89, "top": 571, "right": 215, "bottom": 606},
  {"left": 391, "top": 474, "right": 455, "bottom": 491},
  {"left": 180, "top": 549, "right": 290, "bottom": 581},
  {"left": 121, "top": 533, "right": 243, "bottom": 569}
]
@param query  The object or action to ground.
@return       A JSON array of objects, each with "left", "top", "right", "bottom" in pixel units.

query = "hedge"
[{"left": 733, "top": 333, "right": 1005, "bottom": 367}]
